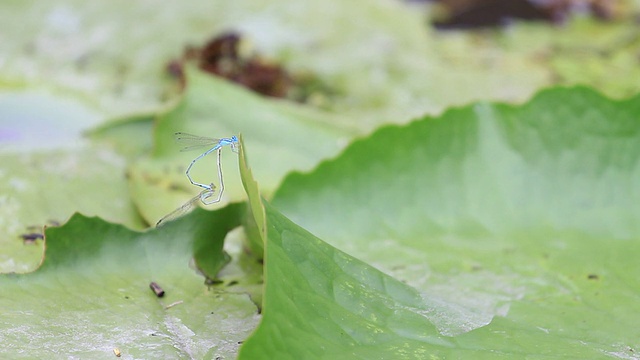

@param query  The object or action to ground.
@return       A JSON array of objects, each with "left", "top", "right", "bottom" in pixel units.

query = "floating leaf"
[
  {"left": 252, "top": 87, "right": 640, "bottom": 356},
  {"left": 0, "top": 204, "right": 260, "bottom": 358}
]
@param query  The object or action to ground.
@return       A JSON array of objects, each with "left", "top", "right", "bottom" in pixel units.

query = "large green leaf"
[
  {"left": 240, "top": 202, "right": 640, "bottom": 359},
  {"left": 4, "top": 86, "right": 639, "bottom": 358},
  {"left": 243, "top": 87, "right": 640, "bottom": 356},
  {"left": 240, "top": 201, "right": 452, "bottom": 359},
  {"left": 0, "top": 89, "right": 145, "bottom": 273},
  {"left": 0, "top": 204, "right": 261, "bottom": 358}
]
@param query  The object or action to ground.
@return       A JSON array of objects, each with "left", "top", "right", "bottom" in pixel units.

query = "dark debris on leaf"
[
  {"left": 149, "top": 281, "right": 165, "bottom": 297},
  {"left": 166, "top": 31, "right": 334, "bottom": 104},
  {"left": 22, "top": 220, "right": 61, "bottom": 244},
  {"left": 20, "top": 232, "right": 44, "bottom": 244},
  {"left": 195, "top": 32, "right": 293, "bottom": 98},
  {"left": 430, "top": 0, "right": 621, "bottom": 29},
  {"left": 204, "top": 278, "right": 224, "bottom": 286}
]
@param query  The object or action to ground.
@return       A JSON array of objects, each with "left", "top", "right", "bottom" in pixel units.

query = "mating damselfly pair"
[{"left": 156, "top": 132, "right": 239, "bottom": 227}]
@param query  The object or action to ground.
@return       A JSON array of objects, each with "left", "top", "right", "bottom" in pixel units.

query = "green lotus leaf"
[
  {"left": 0, "top": 204, "right": 261, "bottom": 359},
  {"left": 0, "top": 89, "right": 144, "bottom": 272},
  {"left": 240, "top": 86, "right": 640, "bottom": 357}
]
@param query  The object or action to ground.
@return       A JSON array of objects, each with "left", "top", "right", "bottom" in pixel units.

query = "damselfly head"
[{"left": 230, "top": 136, "right": 240, "bottom": 153}]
